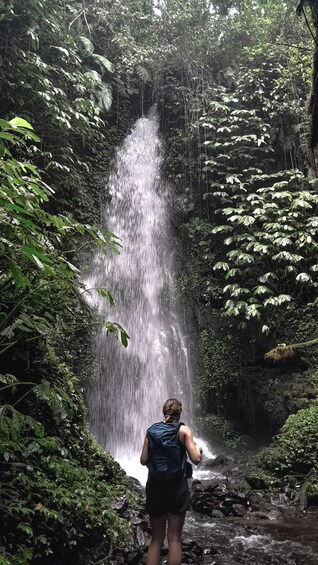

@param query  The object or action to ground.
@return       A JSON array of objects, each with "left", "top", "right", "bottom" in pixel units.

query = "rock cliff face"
[
  {"left": 191, "top": 299, "right": 318, "bottom": 439},
  {"left": 178, "top": 279, "right": 318, "bottom": 494}
]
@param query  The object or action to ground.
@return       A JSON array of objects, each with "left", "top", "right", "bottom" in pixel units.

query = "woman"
[{"left": 140, "top": 398, "right": 202, "bottom": 565}]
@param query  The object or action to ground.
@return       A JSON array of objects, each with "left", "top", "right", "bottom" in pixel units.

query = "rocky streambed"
[{"left": 111, "top": 456, "right": 318, "bottom": 565}]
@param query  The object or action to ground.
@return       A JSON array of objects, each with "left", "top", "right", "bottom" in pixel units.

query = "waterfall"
[{"left": 85, "top": 109, "right": 193, "bottom": 481}]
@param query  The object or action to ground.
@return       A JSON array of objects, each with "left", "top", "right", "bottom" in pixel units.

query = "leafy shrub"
[
  {"left": 248, "top": 403, "right": 318, "bottom": 500},
  {"left": 0, "top": 400, "right": 131, "bottom": 563}
]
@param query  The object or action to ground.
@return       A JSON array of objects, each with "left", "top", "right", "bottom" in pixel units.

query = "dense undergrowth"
[
  {"left": 0, "top": 116, "right": 132, "bottom": 562},
  {"left": 0, "top": 0, "right": 154, "bottom": 561},
  {"left": 1, "top": 348, "right": 132, "bottom": 565},
  {"left": 247, "top": 377, "right": 318, "bottom": 500}
]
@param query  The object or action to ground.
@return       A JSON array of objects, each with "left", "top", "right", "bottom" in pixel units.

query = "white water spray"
[{"left": 85, "top": 109, "right": 194, "bottom": 480}]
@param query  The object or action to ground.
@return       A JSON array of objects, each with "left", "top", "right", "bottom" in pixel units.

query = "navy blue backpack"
[{"left": 146, "top": 421, "right": 187, "bottom": 481}]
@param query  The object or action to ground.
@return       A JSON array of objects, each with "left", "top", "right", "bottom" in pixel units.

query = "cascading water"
[
  {"left": 85, "top": 108, "right": 195, "bottom": 481},
  {"left": 82, "top": 111, "right": 318, "bottom": 565}
]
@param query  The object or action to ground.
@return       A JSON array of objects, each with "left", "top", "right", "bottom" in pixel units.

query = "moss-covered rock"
[
  {"left": 246, "top": 400, "right": 318, "bottom": 503},
  {"left": 307, "top": 472, "right": 318, "bottom": 503},
  {"left": 245, "top": 466, "right": 281, "bottom": 490}
]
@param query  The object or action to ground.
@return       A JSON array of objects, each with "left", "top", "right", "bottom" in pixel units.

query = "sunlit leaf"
[
  {"left": 9, "top": 117, "right": 33, "bottom": 130},
  {"left": 295, "top": 272, "right": 313, "bottom": 283}
]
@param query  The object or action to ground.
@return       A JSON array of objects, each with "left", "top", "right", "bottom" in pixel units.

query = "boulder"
[
  {"left": 247, "top": 490, "right": 273, "bottom": 512},
  {"left": 231, "top": 503, "right": 248, "bottom": 517},
  {"left": 190, "top": 478, "right": 249, "bottom": 517},
  {"left": 203, "top": 454, "right": 232, "bottom": 467}
]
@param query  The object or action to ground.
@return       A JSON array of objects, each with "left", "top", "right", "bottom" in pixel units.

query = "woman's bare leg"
[
  {"left": 166, "top": 512, "right": 186, "bottom": 565},
  {"left": 146, "top": 514, "right": 167, "bottom": 565}
]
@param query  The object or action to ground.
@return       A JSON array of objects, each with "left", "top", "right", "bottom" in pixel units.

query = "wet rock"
[
  {"left": 136, "top": 524, "right": 148, "bottom": 547},
  {"left": 130, "top": 515, "right": 145, "bottom": 525},
  {"left": 267, "top": 508, "right": 285, "bottom": 520},
  {"left": 110, "top": 496, "right": 128, "bottom": 512},
  {"left": 249, "top": 507, "right": 285, "bottom": 521},
  {"left": 203, "top": 545, "right": 220, "bottom": 556},
  {"left": 182, "top": 540, "right": 204, "bottom": 563},
  {"left": 126, "top": 550, "right": 144, "bottom": 564},
  {"left": 220, "top": 497, "right": 248, "bottom": 517},
  {"left": 203, "top": 454, "right": 232, "bottom": 467},
  {"left": 192, "top": 478, "right": 203, "bottom": 489},
  {"left": 247, "top": 489, "right": 273, "bottom": 512},
  {"left": 231, "top": 503, "right": 247, "bottom": 517},
  {"left": 192, "top": 478, "right": 221, "bottom": 492},
  {"left": 128, "top": 476, "right": 145, "bottom": 494},
  {"left": 210, "top": 509, "right": 224, "bottom": 520},
  {"left": 190, "top": 490, "right": 217, "bottom": 514},
  {"left": 227, "top": 477, "right": 251, "bottom": 499},
  {"left": 212, "top": 481, "right": 229, "bottom": 498},
  {"left": 306, "top": 505, "right": 318, "bottom": 514},
  {"left": 250, "top": 510, "right": 274, "bottom": 520},
  {"left": 190, "top": 477, "right": 250, "bottom": 517}
]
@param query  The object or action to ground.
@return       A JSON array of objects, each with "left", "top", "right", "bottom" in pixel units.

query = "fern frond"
[
  {"left": 98, "top": 84, "right": 112, "bottom": 111},
  {"left": 137, "top": 65, "right": 151, "bottom": 83},
  {"left": 79, "top": 36, "right": 94, "bottom": 55},
  {"left": 92, "top": 54, "right": 115, "bottom": 74},
  {"left": 84, "top": 70, "right": 102, "bottom": 85}
]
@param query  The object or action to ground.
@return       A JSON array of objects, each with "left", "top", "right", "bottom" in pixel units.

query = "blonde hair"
[{"left": 163, "top": 398, "right": 182, "bottom": 423}]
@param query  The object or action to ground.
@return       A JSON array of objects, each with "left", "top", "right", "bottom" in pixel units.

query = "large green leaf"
[{"left": 9, "top": 117, "right": 33, "bottom": 130}]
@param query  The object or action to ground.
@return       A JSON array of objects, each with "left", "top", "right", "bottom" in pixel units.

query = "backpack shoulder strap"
[
  {"left": 172, "top": 421, "right": 185, "bottom": 436},
  {"left": 172, "top": 421, "right": 186, "bottom": 451},
  {"left": 172, "top": 421, "right": 184, "bottom": 429}
]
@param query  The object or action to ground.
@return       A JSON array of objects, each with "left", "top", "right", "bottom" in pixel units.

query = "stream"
[
  {"left": 182, "top": 507, "right": 318, "bottom": 565},
  {"left": 132, "top": 460, "right": 318, "bottom": 565},
  {"left": 121, "top": 445, "right": 318, "bottom": 565}
]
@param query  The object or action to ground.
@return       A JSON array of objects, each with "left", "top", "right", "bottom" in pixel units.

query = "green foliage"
[
  {"left": 159, "top": 1, "right": 314, "bottom": 333},
  {"left": 191, "top": 55, "right": 316, "bottom": 327},
  {"left": 179, "top": 218, "right": 220, "bottom": 304},
  {"left": 212, "top": 169, "right": 317, "bottom": 324},
  {"left": 200, "top": 413, "right": 244, "bottom": 449},
  {"left": 198, "top": 328, "right": 240, "bottom": 411},
  {"left": 157, "top": 4, "right": 318, "bottom": 500},
  {"left": 0, "top": 0, "right": 317, "bottom": 557},
  {"left": 0, "top": 0, "right": 126, "bottom": 222},
  {"left": 307, "top": 472, "right": 318, "bottom": 501},
  {"left": 0, "top": 119, "right": 132, "bottom": 561},
  {"left": 246, "top": 467, "right": 281, "bottom": 490},
  {"left": 0, "top": 399, "right": 131, "bottom": 562},
  {"left": 0, "top": 118, "right": 128, "bottom": 355},
  {"left": 0, "top": 0, "right": 113, "bottom": 130},
  {"left": 249, "top": 396, "right": 318, "bottom": 498},
  {"left": 261, "top": 404, "right": 318, "bottom": 474}
]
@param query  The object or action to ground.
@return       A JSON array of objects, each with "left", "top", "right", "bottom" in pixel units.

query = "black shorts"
[{"left": 145, "top": 476, "right": 190, "bottom": 516}]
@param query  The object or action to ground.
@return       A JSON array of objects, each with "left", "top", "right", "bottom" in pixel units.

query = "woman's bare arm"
[
  {"left": 140, "top": 436, "right": 149, "bottom": 465},
  {"left": 179, "top": 425, "right": 202, "bottom": 465}
]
